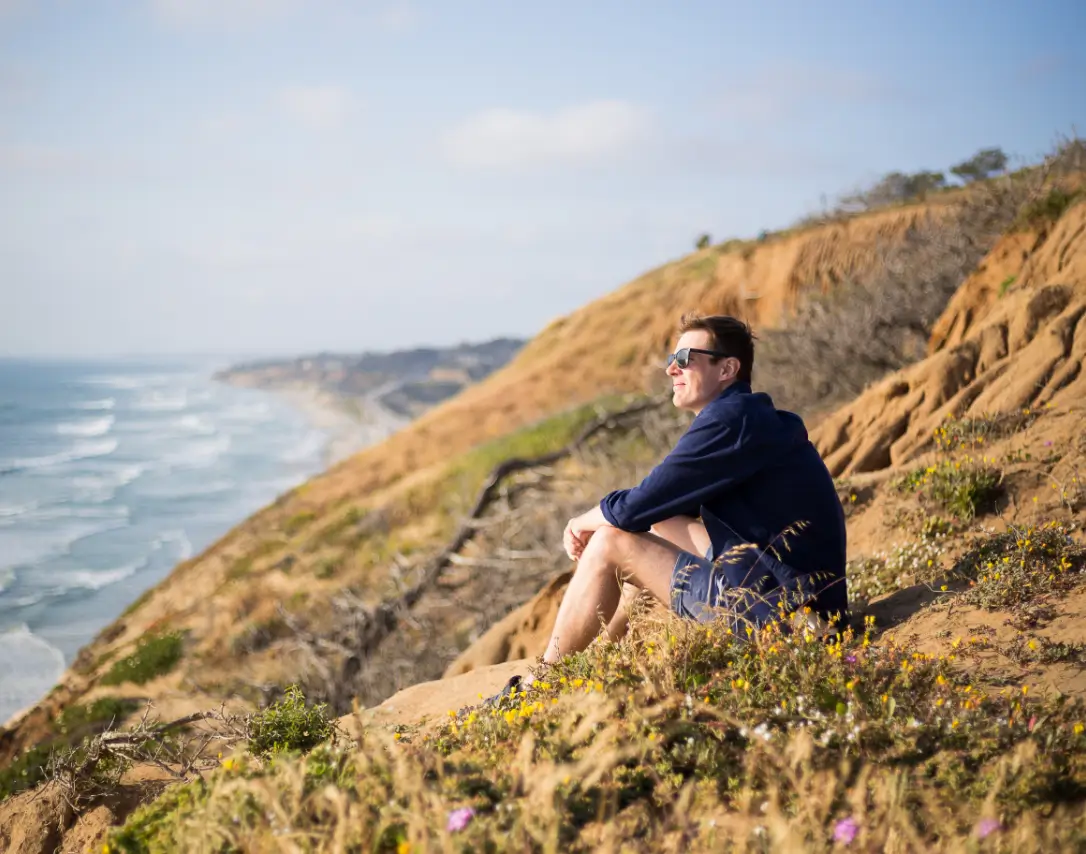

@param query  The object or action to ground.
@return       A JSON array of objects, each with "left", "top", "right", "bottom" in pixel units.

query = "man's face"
[{"left": 666, "top": 330, "right": 738, "bottom": 412}]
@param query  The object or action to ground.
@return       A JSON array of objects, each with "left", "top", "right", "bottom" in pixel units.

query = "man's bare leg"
[
  {"left": 603, "top": 583, "right": 647, "bottom": 640},
  {"left": 603, "top": 516, "right": 710, "bottom": 641},
  {"left": 650, "top": 516, "right": 711, "bottom": 557},
  {"left": 543, "top": 526, "right": 695, "bottom": 664}
]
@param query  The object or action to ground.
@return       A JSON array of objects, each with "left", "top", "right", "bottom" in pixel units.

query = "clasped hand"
[{"left": 563, "top": 516, "right": 592, "bottom": 561}]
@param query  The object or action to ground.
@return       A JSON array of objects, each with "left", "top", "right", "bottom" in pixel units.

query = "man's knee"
[
  {"left": 583, "top": 525, "right": 632, "bottom": 563},
  {"left": 586, "top": 521, "right": 629, "bottom": 556}
]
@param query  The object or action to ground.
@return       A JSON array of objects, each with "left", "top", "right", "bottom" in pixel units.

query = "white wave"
[
  {"left": 0, "top": 592, "right": 46, "bottom": 609},
  {"left": 0, "top": 501, "right": 38, "bottom": 519},
  {"left": 83, "top": 373, "right": 176, "bottom": 390},
  {"left": 177, "top": 414, "right": 216, "bottom": 435},
  {"left": 70, "top": 465, "right": 145, "bottom": 504},
  {"left": 164, "top": 434, "right": 231, "bottom": 469},
  {"left": 82, "top": 375, "right": 141, "bottom": 390},
  {"left": 0, "top": 625, "right": 66, "bottom": 725},
  {"left": 137, "top": 479, "right": 235, "bottom": 500},
  {"left": 223, "top": 401, "right": 272, "bottom": 423},
  {"left": 72, "top": 464, "right": 146, "bottom": 492},
  {"left": 73, "top": 398, "right": 115, "bottom": 411},
  {"left": 281, "top": 429, "right": 327, "bottom": 464},
  {"left": 154, "top": 529, "right": 193, "bottom": 561},
  {"left": 0, "top": 515, "right": 131, "bottom": 574},
  {"left": 132, "top": 391, "right": 188, "bottom": 412},
  {"left": 0, "top": 566, "right": 13, "bottom": 594},
  {"left": 57, "top": 415, "right": 115, "bottom": 437},
  {"left": 64, "top": 562, "right": 141, "bottom": 591},
  {"left": 1, "top": 438, "right": 119, "bottom": 475},
  {"left": 21, "top": 504, "right": 130, "bottom": 523}
]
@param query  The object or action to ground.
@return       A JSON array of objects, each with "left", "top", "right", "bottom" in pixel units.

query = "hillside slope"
[
  {"left": 3, "top": 177, "right": 1086, "bottom": 854},
  {"left": 0, "top": 180, "right": 1060, "bottom": 839},
  {"left": 0, "top": 196, "right": 989, "bottom": 760},
  {"left": 812, "top": 200, "right": 1086, "bottom": 477}
]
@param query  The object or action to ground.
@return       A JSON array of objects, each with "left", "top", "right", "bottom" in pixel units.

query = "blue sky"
[{"left": 1, "top": 0, "right": 1083, "bottom": 357}]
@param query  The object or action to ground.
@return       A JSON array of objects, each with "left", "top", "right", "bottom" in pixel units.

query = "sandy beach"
[{"left": 274, "top": 385, "right": 411, "bottom": 468}]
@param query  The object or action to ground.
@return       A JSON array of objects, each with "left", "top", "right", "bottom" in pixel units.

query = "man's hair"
[{"left": 678, "top": 313, "right": 756, "bottom": 383}]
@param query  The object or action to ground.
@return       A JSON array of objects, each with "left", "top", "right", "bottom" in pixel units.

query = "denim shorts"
[
  {"left": 669, "top": 545, "right": 720, "bottom": 622},
  {"left": 669, "top": 540, "right": 798, "bottom": 628}
]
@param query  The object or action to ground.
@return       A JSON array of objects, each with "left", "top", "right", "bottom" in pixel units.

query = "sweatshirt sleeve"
[{"left": 600, "top": 404, "right": 773, "bottom": 532}]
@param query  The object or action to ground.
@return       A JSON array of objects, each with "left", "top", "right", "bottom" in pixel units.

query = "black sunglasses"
[{"left": 666, "top": 347, "right": 729, "bottom": 369}]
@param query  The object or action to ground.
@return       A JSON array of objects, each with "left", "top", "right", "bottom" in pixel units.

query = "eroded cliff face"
[
  {"left": 811, "top": 202, "right": 1086, "bottom": 477},
  {"left": 0, "top": 190, "right": 1007, "bottom": 769}
]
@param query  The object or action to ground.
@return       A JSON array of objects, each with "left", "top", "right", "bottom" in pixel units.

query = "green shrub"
[
  {"left": 933, "top": 410, "right": 1038, "bottom": 451},
  {"left": 957, "top": 520, "right": 1086, "bottom": 610},
  {"left": 895, "top": 457, "right": 1002, "bottom": 520},
  {"left": 1017, "top": 186, "right": 1081, "bottom": 228},
  {"left": 108, "top": 777, "right": 212, "bottom": 853},
  {"left": 56, "top": 696, "right": 141, "bottom": 736},
  {"left": 283, "top": 510, "right": 316, "bottom": 536},
  {"left": 847, "top": 538, "right": 948, "bottom": 608},
  {"left": 302, "top": 742, "right": 356, "bottom": 794},
  {"left": 920, "top": 515, "right": 955, "bottom": 539},
  {"left": 101, "top": 632, "right": 184, "bottom": 686},
  {"left": 0, "top": 743, "right": 54, "bottom": 802},
  {"left": 246, "top": 685, "right": 337, "bottom": 758}
]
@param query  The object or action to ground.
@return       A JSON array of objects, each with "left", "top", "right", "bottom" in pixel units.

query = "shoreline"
[
  {"left": 248, "top": 383, "right": 411, "bottom": 469},
  {"left": 2, "top": 380, "right": 408, "bottom": 731}
]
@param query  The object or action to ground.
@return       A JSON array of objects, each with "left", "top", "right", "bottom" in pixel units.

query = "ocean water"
[{"left": 0, "top": 358, "right": 335, "bottom": 723}]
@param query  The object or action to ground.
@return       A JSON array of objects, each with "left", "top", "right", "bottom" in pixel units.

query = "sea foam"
[{"left": 56, "top": 415, "right": 115, "bottom": 437}]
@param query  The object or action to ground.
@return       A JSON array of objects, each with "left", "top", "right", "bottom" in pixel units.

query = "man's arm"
[{"left": 600, "top": 406, "right": 776, "bottom": 533}]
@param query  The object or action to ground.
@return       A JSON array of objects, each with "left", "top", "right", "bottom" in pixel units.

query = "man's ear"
[{"left": 721, "top": 357, "right": 740, "bottom": 381}]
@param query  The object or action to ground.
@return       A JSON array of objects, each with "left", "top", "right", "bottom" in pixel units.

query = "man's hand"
[
  {"left": 563, "top": 519, "right": 589, "bottom": 561},
  {"left": 563, "top": 506, "right": 610, "bottom": 561}
]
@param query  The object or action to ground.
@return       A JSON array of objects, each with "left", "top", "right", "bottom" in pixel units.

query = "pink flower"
[
  {"left": 834, "top": 817, "right": 859, "bottom": 845},
  {"left": 446, "top": 807, "right": 476, "bottom": 833},
  {"left": 976, "top": 817, "right": 1002, "bottom": 838}
]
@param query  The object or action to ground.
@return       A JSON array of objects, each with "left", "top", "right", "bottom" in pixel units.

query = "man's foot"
[
  {"left": 482, "top": 674, "right": 523, "bottom": 709},
  {"left": 452, "top": 662, "right": 558, "bottom": 720}
]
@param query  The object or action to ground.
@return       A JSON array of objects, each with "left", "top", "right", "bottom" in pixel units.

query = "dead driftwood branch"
[{"left": 47, "top": 705, "right": 249, "bottom": 807}]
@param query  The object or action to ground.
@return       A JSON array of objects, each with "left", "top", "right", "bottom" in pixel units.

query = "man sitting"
[{"left": 541, "top": 313, "right": 848, "bottom": 665}]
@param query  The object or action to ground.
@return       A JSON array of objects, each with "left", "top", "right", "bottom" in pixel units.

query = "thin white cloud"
[
  {"left": 278, "top": 85, "right": 352, "bottom": 130},
  {"left": 440, "top": 100, "right": 652, "bottom": 170}
]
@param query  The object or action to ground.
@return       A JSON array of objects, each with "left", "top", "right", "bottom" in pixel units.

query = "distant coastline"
[{"left": 212, "top": 338, "right": 526, "bottom": 465}]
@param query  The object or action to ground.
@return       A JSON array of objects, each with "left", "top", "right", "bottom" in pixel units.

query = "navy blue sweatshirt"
[{"left": 600, "top": 382, "right": 848, "bottom": 625}]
